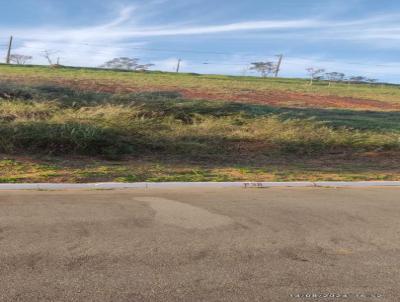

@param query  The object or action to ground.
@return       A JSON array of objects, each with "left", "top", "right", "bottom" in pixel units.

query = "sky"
[{"left": 1, "top": 0, "right": 400, "bottom": 83}]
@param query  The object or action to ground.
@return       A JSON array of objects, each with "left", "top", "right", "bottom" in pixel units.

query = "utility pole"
[
  {"left": 274, "top": 54, "right": 283, "bottom": 78},
  {"left": 176, "top": 58, "right": 181, "bottom": 73},
  {"left": 6, "top": 36, "right": 13, "bottom": 64}
]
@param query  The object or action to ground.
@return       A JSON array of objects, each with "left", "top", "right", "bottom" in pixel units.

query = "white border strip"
[{"left": 0, "top": 181, "right": 399, "bottom": 190}]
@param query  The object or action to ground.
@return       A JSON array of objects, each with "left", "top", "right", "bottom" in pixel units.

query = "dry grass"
[{"left": 0, "top": 65, "right": 399, "bottom": 182}]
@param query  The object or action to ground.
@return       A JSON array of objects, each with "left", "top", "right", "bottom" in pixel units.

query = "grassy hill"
[{"left": 1, "top": 64, "right": 400, "bottom": 183}]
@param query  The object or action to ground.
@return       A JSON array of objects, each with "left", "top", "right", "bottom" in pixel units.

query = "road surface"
[{"left": 0, "top": 187, "right": 399, "bottom": 301}]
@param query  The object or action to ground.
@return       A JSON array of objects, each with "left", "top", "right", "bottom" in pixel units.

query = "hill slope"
[{"left": 1, "top": 65, "right": 399, "bottom": 183}]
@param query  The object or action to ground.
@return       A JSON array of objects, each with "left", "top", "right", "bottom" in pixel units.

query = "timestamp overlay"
[{"left": 290, "top": 293, "right": 384, "bottom": 300}]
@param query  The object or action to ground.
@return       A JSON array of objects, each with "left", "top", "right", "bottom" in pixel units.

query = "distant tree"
[
  {"left": 10, "top": 54, "right": 32, "bottom": 65},
  {"left": 346, "top": 76, "right": 379, "bottom": 86},
  {"left": 250, "top": 62, "right": 276, "bottom": 77},
  {"left": 365, "top": 78, "right": 378, "bottom": 84},
  {"left": 41, "top": 50, "right": 59, "bottom": 65},
  {"left": 101, "top": 57, "right": 154, "bottom": 71},
  {"left": 348, "top": 76, "right": 367, "bottom": 83},
  {"left": 101, "top": 57, "right": 139, "bottom": 70},
  {"left": 306, "top": 67, "right": 325, "bottom": 85},
  {"left": 325, "top": 72, "right": 345, "bottom": 86},
  {"left": 135, "top": 63, "right": 155, "bottom": 71}
]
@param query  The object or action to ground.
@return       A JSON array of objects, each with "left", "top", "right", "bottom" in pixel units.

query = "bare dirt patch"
[
  {"left": 70, "top": 80, "right": 400, "bottom": 111},
  {"left": 179, "top": 88, "right": 400, "bottom": 111},
  {"left": 58, "top": 78, "right": 399, "bottom": 110},
  {"left": 3, "top": 76, "right": 399, "bottom": 111}
]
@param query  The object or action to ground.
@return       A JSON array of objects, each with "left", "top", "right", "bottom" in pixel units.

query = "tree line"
[
  {"left": 4, "top": 52, "right": 380, "bottom": 84},
  {"left": 304, "top": 67, "right": 378, "bottom": 86},
  {"left": 247, "top": 62, "right": 378, "bottom": 85}
]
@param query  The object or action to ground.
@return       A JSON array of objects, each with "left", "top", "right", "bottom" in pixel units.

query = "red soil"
[
  {"left": 178, "top": 88, "right": 400, "bottom": 111},
  {"left": 4, "top": 76, "right": 400, "bottom": 111},
  {"left": 78, "top": 80, "right": 400, "bottom": 111}
]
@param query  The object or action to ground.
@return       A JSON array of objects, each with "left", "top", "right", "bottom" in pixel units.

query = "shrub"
[{"left": 0, "top": 122, "right": 132, "bottom": 157}]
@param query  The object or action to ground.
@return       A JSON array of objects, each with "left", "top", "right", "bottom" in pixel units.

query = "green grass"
[{"left": 0, "top": 64, "right": 400, "bottom": 182}]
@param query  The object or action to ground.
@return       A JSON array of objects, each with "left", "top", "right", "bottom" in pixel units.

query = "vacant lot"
[{"left": 1, "top": 64, "right": 400, "bottom": 182}]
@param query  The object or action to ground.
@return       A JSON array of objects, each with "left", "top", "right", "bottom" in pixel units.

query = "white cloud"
[
  {"left": 101, "top": 6, "right": 137, "bottom": 28},
  {"left": 5, "top": 19, "right": 322, "bottom": 42},
  {"left": 5, "top": 4, "right": 400, "bottom": 43}
]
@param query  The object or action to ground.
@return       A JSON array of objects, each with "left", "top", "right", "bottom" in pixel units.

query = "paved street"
[{"left": 0, "top": 187, "right": 399, "bottom": 301}]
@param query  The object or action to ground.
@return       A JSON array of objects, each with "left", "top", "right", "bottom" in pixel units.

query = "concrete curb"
[
  {"left": 0, "top": 181, "right": 399, "bottom": 190},
  {"left": 314, "top": 181, "right": 400, "bottom": 188}
]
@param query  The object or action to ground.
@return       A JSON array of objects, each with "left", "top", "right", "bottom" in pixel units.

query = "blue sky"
[{"left": 1, "top": 0, "right": 400, "bottom": 82}]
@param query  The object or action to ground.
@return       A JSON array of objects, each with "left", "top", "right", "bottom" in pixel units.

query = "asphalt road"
[{"left": 0, "top": 187, "right": 399, "bottom": 302}]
